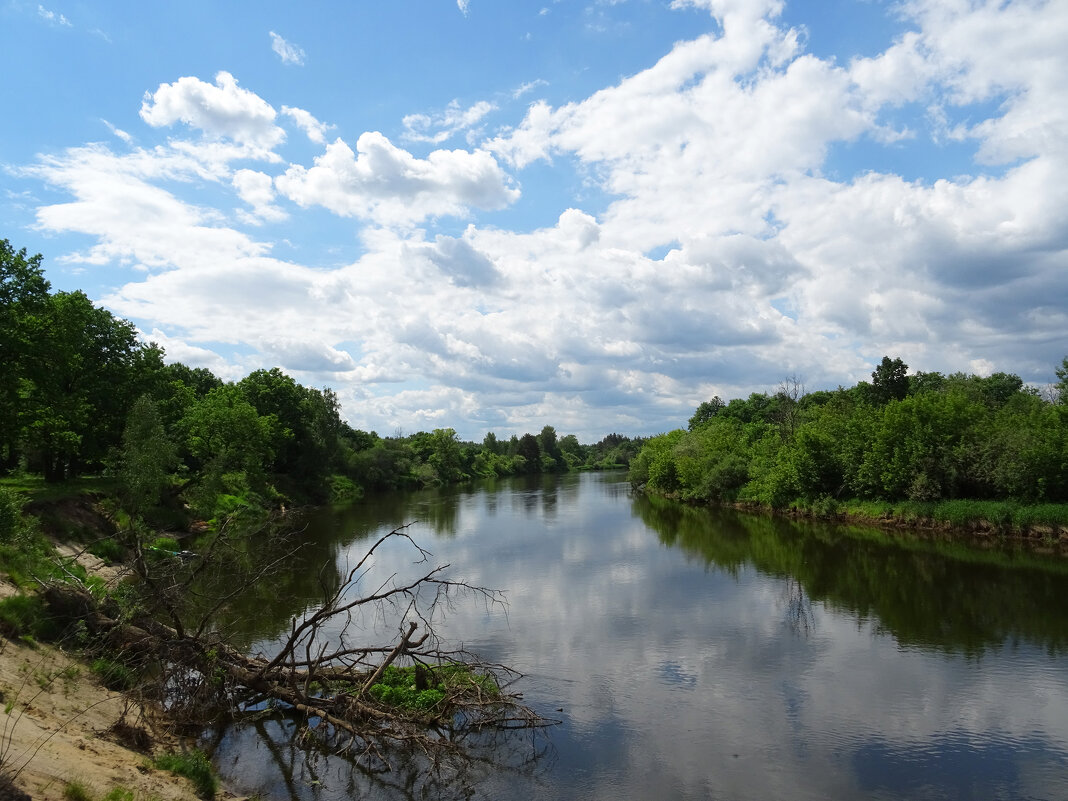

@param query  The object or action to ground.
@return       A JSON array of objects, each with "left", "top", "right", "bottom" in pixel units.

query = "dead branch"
[{"left": 39, "top": 524, "right": 554, "bottom": 774}]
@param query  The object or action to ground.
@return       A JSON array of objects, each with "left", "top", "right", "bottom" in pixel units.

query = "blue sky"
[{"left": 2, "top": 0, "right": 1066, "bottom": 440}]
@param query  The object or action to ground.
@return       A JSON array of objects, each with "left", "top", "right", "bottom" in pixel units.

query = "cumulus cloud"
[
  {"left": 140, "top": 72, "right": 285, "bottom": 154},
  {"left": 275, "top": 132, "right": 519, "bottom": 226},
  {"left": 232, "top": 169, "right": 287, "bottom": 224},
  {"left": 269, "top": 31, "right": 305, "bottom": 65},
  {"left": 19, "top": 0, "right": 1068, "bottom": 438},
  {"left": 24, "top": 143, "right": 269, "bottom": 269},
  {"left": 408, "top": 235, "right": 501, "bottom": 287},
  {"left": 258, "top": 338, "right": 356, "bottom": 372}
]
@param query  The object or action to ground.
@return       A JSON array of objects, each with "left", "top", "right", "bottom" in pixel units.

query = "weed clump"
[{"left": 153, "top": 749, "right": 217, "bottom": 799}]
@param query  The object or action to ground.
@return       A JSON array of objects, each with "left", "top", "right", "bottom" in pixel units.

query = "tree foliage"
[{"left": 633, "top": 357, "right": 1068, "bottom": 508}]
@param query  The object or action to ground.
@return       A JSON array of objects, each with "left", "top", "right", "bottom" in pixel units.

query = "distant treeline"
[
  {"left": 631, "top": 356, "right": 1068, "bottom": 510},
  {"left": 1, "top": 239, "right": 642, "bottom": 519}
]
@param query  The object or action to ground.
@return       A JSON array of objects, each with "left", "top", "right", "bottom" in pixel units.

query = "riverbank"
[
  {"left": 0, "top": 633, "right": 209, "bottom": 801},
  {"left": 791, "top": 497, "right": 1067, "bottom": 546},
  {"left": 0, "top": 504, "right": 240, "bottom": 801},
  {"left": 638, "top": 489, "right": 1068, "bottom": 552}
]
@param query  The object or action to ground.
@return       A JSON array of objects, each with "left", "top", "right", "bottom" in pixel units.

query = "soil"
[{"left": 0, "top": 633, "right": 245, "bottom": 801}]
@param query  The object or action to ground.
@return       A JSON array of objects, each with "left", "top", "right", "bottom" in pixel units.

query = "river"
[{"left": 207, "top": 471, "right": 1068, "bottom": 800}]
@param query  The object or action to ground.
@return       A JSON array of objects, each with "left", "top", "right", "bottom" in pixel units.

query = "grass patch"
[
  {"left": 1011, "top": 504, "right": 1068, "bottom": 529},
  {"left": 88, "top": 537, "right": 125, "bottom": 563},
  {"left": 0, "top": 594, "right": 64, "bottom": 642},
  {"left": 149, "top": 536, "right": 180, "bottom": 553},
  {"left": 934, "top": 500, "right": 1014, "bottom": 529},
  {"left": 91, "top": 657, "right": 138, "bottom": 691},
  {"left": 63, "top": 781, "right": 95, "bottom": 801},
  {"left": 63, "top": 783, "right": 140, "bottom": 801},
  {"left": 839, "top": 499, "right": 894, "bottom": 519},
  {"left": 0, "top": 475, "right": 117, "bottom": 503},
  {"left": 154, "top": 749, "right": 217, "bottom": 799},
  {"left": 365, "top": 663, "right": 499, "bottom": 714}
]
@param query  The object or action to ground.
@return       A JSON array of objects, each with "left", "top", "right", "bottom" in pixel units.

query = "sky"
[{"left": 1, "top": 0, "right": 1066, "bottom": 441}]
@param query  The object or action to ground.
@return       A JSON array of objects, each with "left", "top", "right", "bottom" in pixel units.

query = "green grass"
[
  {"left": 834, "top": 497, "right": 1068, "bottom": 536},
  {"left": 0, "top": 594, "right": 65, "bottom": 642},
  {"left": 365, "top": 663, "right": 499, "bottom": 714},
  {"left": 88, "top": 538, "right": 125, "bottom": 563},
  {"left": 63, "top": 783, "right": 139, "bottom": 801},
  {"left": 0, "top": 475, "right": 117, "bottom": 503},
  {"left": 91, "top": 657, "right": 139, "bottom": 691},
  {"left": 63, "top": 780, "right": 95, "bottom": 801},
  {"left": 153, "top": 749, "right": 217, "bottom": 799}
]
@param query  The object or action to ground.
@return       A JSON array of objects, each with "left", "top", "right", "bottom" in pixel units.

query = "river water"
[{"left": 209, "top": 471, "right": 1068, "bottom": 800}]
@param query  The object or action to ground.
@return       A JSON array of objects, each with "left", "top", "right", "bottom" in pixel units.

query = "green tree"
[
  {"left": 21, "top": 291, "right": 156, "bottom": 481},
  {"left": 688, "top": 397, "right": 724, "bottom": 430},
  {"left": 870, "top": 356, "right": 909, "bottom": 405},
  {"left": 1055, "top": 356, "right": 1068, "bottom": 405},
  {"left": 116, "top": 395, "right": 178, "bottom": 515},
  {"left": 482, "top": 431, "right": 502, "bottom": 455},
  {"left": 538, "top": 425, "right": 564, "bottom": 471},
  {"left": 180, "top": 384, "right": 279, "bottom": 515},
  {"left": 516, "top": 433, "right": 541, "bottom": 474},
  {"left": 0, "top": 240, "right": 50, "bottom": 472},
  {"left": 425, "top": 428, "right": 463, "bottom": 484},
  {"left": 557, "top": 434, "right": 584, "bottom": 468}
]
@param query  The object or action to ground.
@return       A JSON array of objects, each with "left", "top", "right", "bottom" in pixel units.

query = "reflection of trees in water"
[
  {"left": 212, "top": 714, "right": 553, "bottom": 801},
  {"left": 781, "top": 577, "right": 814, "bottom": 637},
  {"left": 185, "top": 520, "right": 345, "bottom": 649},
  {"left": 635, "top": 493, "right": 1068, "bottom": 654}
]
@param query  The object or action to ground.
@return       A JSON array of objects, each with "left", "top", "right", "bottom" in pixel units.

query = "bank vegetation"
[{"left": 630, "top": 357, "right": 1068, "bottom": 540}]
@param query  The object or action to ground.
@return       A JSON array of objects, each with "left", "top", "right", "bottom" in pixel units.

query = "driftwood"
[{"left": 41, "top": 524, "right": 552, "bottom": 770}]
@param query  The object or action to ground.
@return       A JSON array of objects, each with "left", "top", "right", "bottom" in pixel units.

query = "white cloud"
[
  {"left": 269, "top": 31, "right": 305, "bottom": 66},
  {"left": 140, "top": 72, "right": 285, "bottom": 154},
  {"left": 24, "top": 143, "right": 270, "bottom": 269},
  {"left": 513, "top": 79, "right": 549, "bottom": 100},
  {"left": 101, "top": 119, "right": 132, "bottom": 144},
  {"left": 402, "top": 99, "right": 496, "bottom": 144},
  {"left": 258, "top": 338, "right": 356, "bottom": 372},
  {"left": 37, "top": 4, "right": 71, "bottom": 26},
  {"left": 232, "top": 169, "right": 287, "bottom": 224},
  {"left": 145, "top": 329, "right": 235, "bottom": 377},
  {"left": 281, "top": 106, "right": 332, "bottom": 144},
  {"left": 18, "top": 0, "right": 1068, "bottom": 438},
  {"left": 275, "top": 132, "right": 519, "bottom": 226},
  {"left": 457, "top": 0, "right": 470, "bottom": 16}
]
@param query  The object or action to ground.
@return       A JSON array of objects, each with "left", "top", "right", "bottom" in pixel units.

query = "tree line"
[
  {"left": 1, "top": 239, "right": 641, "bottom": 520},
  {"left": 630, "top": 355, "right": 1068, "bottom": 510}
]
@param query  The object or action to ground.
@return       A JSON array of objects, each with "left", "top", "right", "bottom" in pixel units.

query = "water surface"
[{"left": 211, "top": 472, "right": 1068, "bottom": 800}]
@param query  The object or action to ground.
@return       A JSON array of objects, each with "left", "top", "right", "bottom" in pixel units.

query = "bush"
[{"left": 326, "top": 474, "right": 362, "bottom": 504}]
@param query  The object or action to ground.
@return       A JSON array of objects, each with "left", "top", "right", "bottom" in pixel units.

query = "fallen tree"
[{"left": 40, "top": 522, "right": 552, "bottom": 774}]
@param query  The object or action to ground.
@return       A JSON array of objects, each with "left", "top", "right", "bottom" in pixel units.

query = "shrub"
[{"left": 326, "top": 474, "right": 362, "bottom": 504}]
